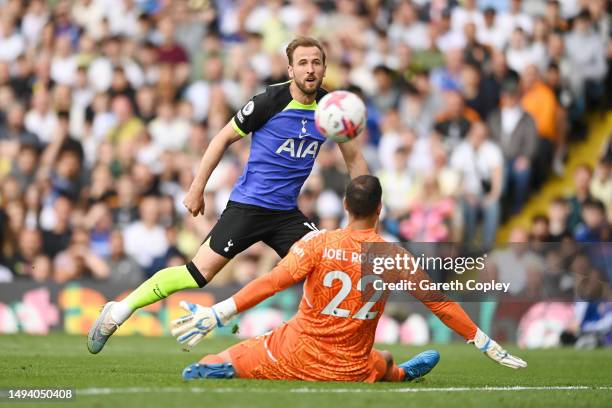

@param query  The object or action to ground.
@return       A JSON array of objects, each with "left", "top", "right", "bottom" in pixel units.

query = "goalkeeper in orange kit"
[{"left": 171, "top": 175, "right": 527, "bottom": 382}]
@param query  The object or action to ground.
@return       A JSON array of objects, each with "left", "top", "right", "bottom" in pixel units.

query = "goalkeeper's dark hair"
[{"left": 345, "top": 175, "right": 382, "bottom": 219}]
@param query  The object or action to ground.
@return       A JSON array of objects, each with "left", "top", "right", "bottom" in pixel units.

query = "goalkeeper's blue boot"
[
  {"left": 400, "top": 350, "right": 440, "bottom": 381},
  {"left": 87, "top": 301, "right": 119, "bottom": 354},
  {"left": 182, "top": 363, "right": 235, "bottom": 380}
]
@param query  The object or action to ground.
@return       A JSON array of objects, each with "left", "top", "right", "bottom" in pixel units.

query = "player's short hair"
[
  {"left": 345, "top": 175, "right": 382, "bottom": 219},
  {"left": 286, "top": 37, "right": 326, "bottom": 66}
]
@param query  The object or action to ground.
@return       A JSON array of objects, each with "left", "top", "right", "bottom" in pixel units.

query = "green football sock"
[{"left": 111, "top": 265, "right": 201, "bottom": 323}]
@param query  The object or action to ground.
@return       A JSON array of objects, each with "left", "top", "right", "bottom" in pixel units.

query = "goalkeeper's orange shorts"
[{"left": 227, "top": 331, "right": 387, "bottom": 383}]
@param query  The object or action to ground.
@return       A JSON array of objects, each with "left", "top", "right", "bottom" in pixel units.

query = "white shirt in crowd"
[
  {"left": 51, "top": 55, "right": 78, "bottom": 86},
  {"left": 148, "top": 117, "right": 191, "bottom": 151},
  {"left": 184, "top": 81, "right": 211, "bottom": 122},
  {"left": 450, "top": 139, "right": 503, "bottom": 196},
  {"left": 500, "top": 105, "right": 522, "bottom": 142},
  {"left": 490, "top": 249, "right": 544, "bottom": 295},
  {"left": 72, "top": 0, "right": 106, "bottom": 40},
  {"left": 388, "top": 21, "right": 431, "bottom": 51},
  {"left": 21, "top": 10, "right": 48, "bottom": 47},
  {"left": 123, "top": 222, "right": 168, "bottom": 269},
  {"left": 24, "top": 110, "right": 59, "bottom": 144},
  {"left": 451, "top": 7, "right": 485, "bottom": 33},
  {"left": 477, "top": 22, "right": 508, "bottom": 50},
  {"left": 505, "top": 44, "right": 542, "bottom": 74},
  {"left": 0, "top": 31, "right": 25, "bottom": 61},
  {"left": 88, "top": 57, "right": 144, "bottom": 92},
  {"left": 498, "top": 11, "right": 533, "bottom": 36}
]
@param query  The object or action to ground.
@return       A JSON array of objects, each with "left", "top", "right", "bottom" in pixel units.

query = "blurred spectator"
[
  {"left": 505, "top": 28, "right": 540, "bottom": 75},
  {"left": 548, "top": 196, "right": 571, "bottom": 241},
  {"left": 434, "top": 90, "right": 480, "bottom": 150},
  {"left": 24, "top": 88, "right": 58, "bottom": 144},
  {"left": 477, "top": 8, "right": 506, "bottom": 51},
  {"left": 10, "top": 228, "right": 50, "bottom": 281},
  {"left": 156, "top": 17, "right": 188, "bottom": 66},
  {"left": 431, "top": 48, "right": 464, "bottom": 91},
  {"left": 123, "top": 195, "right": 169, "bottom": 275},
  {"left": 399, "top": 72, "right": 444, "bottom": 138},
  {"left": 399, "top": 174, "right": 455, "bottom": 242},
  {"left": 574, "top": 199, "right": 610, "bottom": 243},
  {"left": 372, "top": 65, "right": 400, "bottom": 113},
  {"left": 590, "top": 156, "right": 612, "bottom": 222},
  {"left": 488, "top": 78, "right": 538, "bottom": 213},
  {"left": 106, "top": 95, "right": 144, "bottom": 145},
  {"left": 567, "top": 164, "right": 594, "bottom": 231},
  {"left": 451, "top": 0, "right": 484, "bottom": 35},
  {"left": 53, "top": 227, "right": 109, "bottom": 283},
  {"left": 520, "top": 64, "right": 560, "bottom": 186},
  {"left": 41, "top": 195, "right": 73, "bottom": 259},
  {"left": 0, "top": 16, "right": 25, "bottom": 62},
  {"left": 462, "top": 22, "right": 490, "bottom": 67},
  {"left": 377, "top": 144, "right": 415, "bottom": 218},
  {"left": 105, "top": 229, "right": 144, "bottom": 286},
  {"left": 450, "top": 121, "right": 503, "bottom": 249},
  {"left": 543, "top": 0, "right": 568, "bottom": 33},
  {"left": 499, "top": 0, "right": 533, "bottom": 36},
  {"left": 460, "top": 62, "right": 497, "bottom": 120},
  {"left": 0, "top": 103, "right": 40, "bottom": 147},
  {"left": 10, "top": 143, "right": 39, "bottom": 192},
  {"left": 389, "top": 1, "right": 430, "bottom": 51},
  {"left": 485, "top": 227, "right": 544, "bottom": 296},
  {"left": 565, "top": 11, "right": 607, "bottom": 107},
  {"left": 529, "top": 214, "right": 552, "bottom": 245},
  {"left": 148, "top": 101, "right": 190, "bottom": 151},
  {"left": 112, "top": 174, "right": 139, "bottom": 227},
  {"left": 86, "top": 202, "right": 113, "bottom": 258}
]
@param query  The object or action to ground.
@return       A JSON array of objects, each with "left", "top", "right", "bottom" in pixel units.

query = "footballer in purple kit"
[{"left": 88, "top": 37, "right": 369, "bottom": 353}]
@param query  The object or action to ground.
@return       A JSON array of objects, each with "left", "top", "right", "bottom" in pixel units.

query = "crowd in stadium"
[{"left": 0, "top": 0, "right": 610, "bottom": 288}]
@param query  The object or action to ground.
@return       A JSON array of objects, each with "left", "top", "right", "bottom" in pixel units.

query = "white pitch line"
[{"left": 77, "top": 386, "right": 612, "bottom": 396}]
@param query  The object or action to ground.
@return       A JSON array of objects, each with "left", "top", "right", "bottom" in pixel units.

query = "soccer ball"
[{"left": 315, "top": 90, "right": 366, "bottom": 143}]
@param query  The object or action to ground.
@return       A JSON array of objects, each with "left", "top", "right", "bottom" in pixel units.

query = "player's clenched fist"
[
  {"left": 183, "top": 188, "right": 205, "bottom": 216},
  {"left": 472, "top": 329, "right": 527, "bottom": 369},
  {"left": 171, "top": 301, "right": 221, "bottom": 349}
]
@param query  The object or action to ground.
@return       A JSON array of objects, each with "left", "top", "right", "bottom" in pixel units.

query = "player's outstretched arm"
[
  {"left": 396, "top": 247, "right": 527, "bottom": 370},
  {"left": 183, "top": 121, "right": 243, "bottom": 216},
  {"left": 422, "top": 300, "right": 527, "bottom": 369},
  {"left": 338, "top": 138, "right": 370, "bottom": 178},
  {"left": 171, "top": 231, "right": 322, "bottom": 349},
  {"left": 470, "top": 328, "right": 527, "bottom": 369},
  {"left": 170, "top": 265, "right": 302, "bottom": 349}
]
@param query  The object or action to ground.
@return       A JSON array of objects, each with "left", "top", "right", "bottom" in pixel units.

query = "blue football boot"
[
  {"left": 399, "top": 350, "right": 440, "bottom": 381},
  {"left": 182, "top": 363, "right": 236, "bottom": 380}
]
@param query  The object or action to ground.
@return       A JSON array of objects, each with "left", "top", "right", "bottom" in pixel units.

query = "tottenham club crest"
[{"left": 298, "top": 118, "right": 311, "bottom": 139}]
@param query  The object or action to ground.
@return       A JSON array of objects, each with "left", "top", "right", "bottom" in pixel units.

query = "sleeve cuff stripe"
[{"left": 231, "top": 118, "right": 248, "bottom": 137}]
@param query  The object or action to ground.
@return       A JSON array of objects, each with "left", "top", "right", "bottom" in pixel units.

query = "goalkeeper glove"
[
  {"left": 471, "top": 328, "right": 527, "bottom": 369},
  {"left": 170, "top": 299, "right": 236, "bottom": 349}
]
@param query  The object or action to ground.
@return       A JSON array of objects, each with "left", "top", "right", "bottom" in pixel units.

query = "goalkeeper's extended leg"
[
  {"left": 87, "top": 246, "right": 229, "bottom": 354},
  {"left": 398, "top": 350, "right": 440, "bottom": 381},
  {"left": 182, "top": 352, "right": 236, "bottom": 380},
  {"left": 377, "top": 349, "right": 440, "bottom": 382}
]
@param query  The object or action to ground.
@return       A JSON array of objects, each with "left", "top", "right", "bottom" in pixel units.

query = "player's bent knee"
[
  {"left": 380, "top": 350, "right": 394, "bottom": 367},
  {"left": 191, "top": 245, "right": 231, "bottom": 281}
]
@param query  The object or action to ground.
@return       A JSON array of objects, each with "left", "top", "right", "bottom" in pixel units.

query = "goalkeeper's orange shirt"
[{"left": 232, "top": 227, "right": 477, "bottom": 382}]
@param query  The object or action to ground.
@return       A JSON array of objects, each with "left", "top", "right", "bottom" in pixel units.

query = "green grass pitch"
[{"left": 1, "top": 333, "right": 610, "bottom": 407}]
